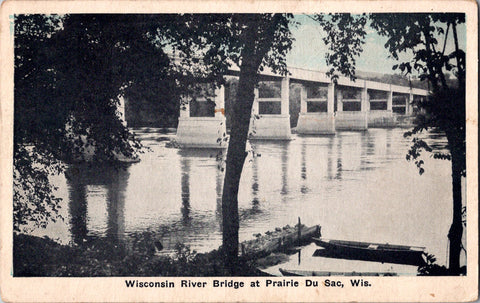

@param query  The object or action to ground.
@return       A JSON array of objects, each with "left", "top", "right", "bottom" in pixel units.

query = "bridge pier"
[
  {"left": 172, "top": 66, "right": 428, "bottom": 144},
  {"left": 296, "top": 83, "right": 335, "bottom": 135},
  {"left": 392, "top": 93, "right": 411, "bottom": 115},
  {"left": 249, "top": 77, "right": 291, "bottom": 140},
  {"left": 367, "top": 87, "right": 395, "bottom": 128},
  {"left": 176, "top": 85, "right": 227, "bottom": 148},
  {"left": 335, "top": 85, "right": 368, "bottom": 131},
  {"left": 407, "top": 92, "right": 414, "bottom": 115},
  {"left": 387, "top": 89, "right": 393, "bottom": 112}
]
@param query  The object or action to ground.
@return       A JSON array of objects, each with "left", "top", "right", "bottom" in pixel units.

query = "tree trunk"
[
  {"left": 447, "top": 138, "right": 464, "bottom": 274},
  {"left": 220, "top": 14, "right": 285, "bottom": 275},
  {"left": 451, "top": 22, "right": 465, "bottom": 87},
  {"left": 221, "top": 45, "right": 260, "bottom": 274}
]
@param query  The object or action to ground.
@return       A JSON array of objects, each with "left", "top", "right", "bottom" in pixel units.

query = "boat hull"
[
  {"left": 312, "top": 238, "right": 426, "bottom": 266},
  {"left": 279, "top": 268, "right": 398, "bottom": 277}
]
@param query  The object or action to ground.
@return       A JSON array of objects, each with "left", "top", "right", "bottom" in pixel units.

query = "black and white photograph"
[{"left": 0, "top": 1, "right": 477, "bottom": 302}]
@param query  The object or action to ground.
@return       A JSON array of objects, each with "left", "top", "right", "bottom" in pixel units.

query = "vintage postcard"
[{"left": 0, "top": 0, "right": 478, "bottom": 302}]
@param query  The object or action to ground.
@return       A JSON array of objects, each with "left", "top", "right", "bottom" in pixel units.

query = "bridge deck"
[{"left": 227, "top": 66, "right": 428, "bottom": 96}]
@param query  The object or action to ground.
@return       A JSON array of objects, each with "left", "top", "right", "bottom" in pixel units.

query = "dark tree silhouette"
[{"left": 14, "top": 14, "right": 188, "bottom": 231}]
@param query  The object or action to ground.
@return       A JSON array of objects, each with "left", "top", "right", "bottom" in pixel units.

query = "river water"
[{"left": 30, "top": 127, "right": 463, "bottom": 268}]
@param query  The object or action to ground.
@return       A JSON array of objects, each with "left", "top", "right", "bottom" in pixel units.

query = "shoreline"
[{"left": 13, "top": 232, "right": 287, "bottom": 277}]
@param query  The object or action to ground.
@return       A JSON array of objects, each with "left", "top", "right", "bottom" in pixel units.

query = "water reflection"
[
  {"left": 360, "top": 131, "right": 374, "bottom": 171},
  {"left": 215, "top": 161, "right": 223, "bottom": 221},
  {"left": 299, "top": 136, "right": 336, "bottom": 190},
  {"left": 240, "top": 147, "right": 267, "bottom": 221},
  {"left": 385, "top": 128, "right": 392, "bottom": 152},
  {"left": 180, "top": 158, "right": 191, "bottom": 226},
  {"left": 300, "top": 141, "right": 308, "bottom": 194},
  {"left": 326, "top": 137, "right": 334, "bottom": 180},
  {"left": 105, "top": 168, "right": 128, "bottom": 243},
  {"left": 251, "top": 155, "right": 260, "bottom": 207},
  {"left": 36, "top": 128, "right": 455, "bottom": 265},
  {"left": 335, "top": 135, "right": 343, "bottom": 180},
  {"left": 281, "top": 144, "right": 289, "bottom": 196},
  {"left": 177, "top": 148, "right": 224, "bottom": 231},
  {"left": 67, "top": 177, "right": 87, "bottom": 245},
  {"left": 65, "top": 163, "right": 130, "bottom": 245}
]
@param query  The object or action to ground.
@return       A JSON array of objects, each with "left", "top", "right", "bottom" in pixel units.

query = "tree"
[
  {"left": 371, "top": 13, "right": 466, "bottom": 273},
  {"left": 15, "top": 13, "right": 296, "bottom": 275},
  {"left": 170, "top": 14, "right": 294, "bottom": 272},
  {"left": 218, "top": 15, "right": 293, "bottom": 272},
  {"left": 14, "top": 13, "right": 279, "bottom": 239},
  {"left": 315, "top": 14, "right": 368, "bottom": 81},
  {"left": 317, "top": 13, "right": 466, "bottom": 273},
  {"left": 14, "top": 14, "right": 71, "bottom": 230},
  {"left": 13, "top": 14, "right": 184, "bottom": 231}
]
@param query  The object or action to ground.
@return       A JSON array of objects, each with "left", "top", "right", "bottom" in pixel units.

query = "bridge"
[{"left": 121, "top": 67, "right": 429, "bottom": 148}]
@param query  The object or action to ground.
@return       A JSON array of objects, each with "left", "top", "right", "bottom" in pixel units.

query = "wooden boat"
[
  {"left": 239, "top": 224, "right": 321, "bottom": 258},
  {"left": 255, "top": 268, "right": 278, "bottom": 276},
  {"left": 312, "top": 238, "right": 426, "bottom": 266},
  {"left": 279, "top": 268, "right": 398, "bottom": 277}
]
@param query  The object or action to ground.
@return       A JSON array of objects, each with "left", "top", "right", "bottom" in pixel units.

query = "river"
[{"left": 28, "top": 127, "right": 463, "bottom": 268}]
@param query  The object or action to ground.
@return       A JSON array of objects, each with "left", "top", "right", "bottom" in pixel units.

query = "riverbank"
[
  {"left": 14, "top": 222, "right": 320, "bottom": 277},
  {"left": 13, "top": 233, "right": 288, "bottom": 277},
  {"left": 13, "top": 234, "right": 252, "bottom": 276},
  {"left": 13, "top": 232, "right": 462, "bottom": 277}
]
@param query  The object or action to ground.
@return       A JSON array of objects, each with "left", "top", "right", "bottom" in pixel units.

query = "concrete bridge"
[{"left": 172, "top": 67, "right": 428, "bottom": 148}]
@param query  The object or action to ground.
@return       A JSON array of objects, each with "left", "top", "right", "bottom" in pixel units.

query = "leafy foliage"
[
  {"left": 417, "top": 253, "right": 466, "bottom": 276},
  {"left": 14, "top": 15, "right": 70, "bottom": 231},
  {"left": 13, "top": 14, "right": 186, "bottom": 231},
  {"left": 315, "top": 13, "right": 466, "bottom": 272},
  {"left": 314, "top": 14, "right": 368, "bottom": 81},
  {"left": 170, "top": 14, "right": 294, "bottom": 80},
  {"left": 13, "top": 15, "right": 296, "bottom": 263},
  {"left": 369, "top": 14, "right": 465, "bottom": 181},
  {"left": 14, "top": 233, "right": 260, "bottom": 276},
  {"left": 403, "top": 87, "right": 465, "bottom": 176},
  {"left": 370, "top": 14, "right": 465, "bottom": 89}
]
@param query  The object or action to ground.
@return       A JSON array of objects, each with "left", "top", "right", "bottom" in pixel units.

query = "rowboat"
[
  {"left": 311, "top": 238, "right": 426, "bottom": 266},
  {"left": 279, "top": 268, "right": 398, "bottom": 277}
]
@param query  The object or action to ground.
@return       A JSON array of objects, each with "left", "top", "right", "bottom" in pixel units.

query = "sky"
[{"left": 287, "top": 14, "right": 467, "bottom": 76}]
